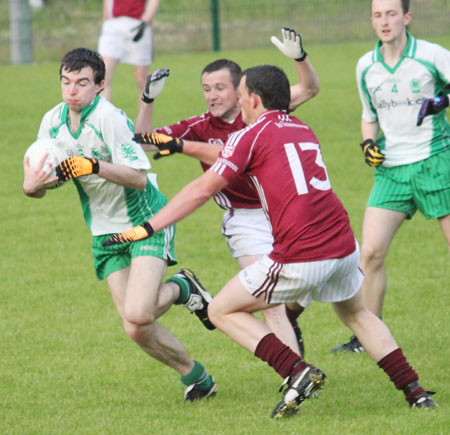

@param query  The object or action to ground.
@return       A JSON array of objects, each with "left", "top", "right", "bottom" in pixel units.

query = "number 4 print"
[{"left": 284, "top": 142, "right": 331, "bottom": 195}]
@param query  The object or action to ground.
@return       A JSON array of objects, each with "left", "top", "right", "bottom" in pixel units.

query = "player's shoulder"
[
  {"left": 411, "top": 37, "right": 450, "bottom": 60},
  {"left": 94, "top": 97, "right": 134, "bottom": 125},
  {"left": 177, "top": 112, "right": 210, "bottom": 127},
  {"left": 357, "top": 49, "right": 376, "bottom": 71},
  {"left": 96, "top": 96, "right": 123, "bottom": 116},
  {"left": 41, "top": 101, "right": 65, "bottom": 124}
]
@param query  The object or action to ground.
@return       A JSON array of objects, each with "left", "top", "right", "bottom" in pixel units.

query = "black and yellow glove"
[
  {"left": 56, "top": 156, "right": 99, "bottom": 181},
  {"left": 133, "top": 132, "right": 183, "bottom": 160},
  {"left": 102, "top": 222, "right": 154, "bottom": 247},
  {"left": 360, "top": 139, "right": 385, "bottom": 167}
]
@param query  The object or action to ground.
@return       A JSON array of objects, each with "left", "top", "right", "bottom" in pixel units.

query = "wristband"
[
  {"left": 143, "top": 221, "right": 154, "bottom": 237},
  {"left": 295, "top": 51, "right": 308, "bottom": 62}
]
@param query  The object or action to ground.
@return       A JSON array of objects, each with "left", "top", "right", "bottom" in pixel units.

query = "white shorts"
[
  {"left": 239, "top": 243, "right": 364, "bottom": 306},
  {"left": 98, "top": 17, "right": 153, "bottom": 65},
  {"left": 221, "top": 208, "right": 274, "bottom": 258}
]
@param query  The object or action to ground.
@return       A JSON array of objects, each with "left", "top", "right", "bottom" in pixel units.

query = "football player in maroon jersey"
[
  {"left": 133, "top": 28, "right": 320, "bottom": 357},
  {"left": 104, "top": 64, "right": 436, "bottom": 415}
]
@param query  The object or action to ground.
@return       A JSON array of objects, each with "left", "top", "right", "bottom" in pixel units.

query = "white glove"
[
  {"left": 270, "top": 27, "right": 307, "bottom": 62},
  {"left": 142, "top": 68, "right": 170, "bottom": 103}
]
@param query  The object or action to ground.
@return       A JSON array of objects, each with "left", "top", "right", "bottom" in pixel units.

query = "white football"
[{"left": 25, "top": 138, "right": 77, "bottom": 189}]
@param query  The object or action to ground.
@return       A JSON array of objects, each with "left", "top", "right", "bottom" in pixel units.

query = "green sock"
[
  {"left": 166, "top": 275, "right": 191, "bottom": 305},
  {"left": 180, "top": 361, "right": 212, "bottom": 389}
]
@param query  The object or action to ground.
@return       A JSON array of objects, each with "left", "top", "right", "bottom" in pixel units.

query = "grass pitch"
[{"left": 1, "top": 38, "right": 449, "bottom": 434}]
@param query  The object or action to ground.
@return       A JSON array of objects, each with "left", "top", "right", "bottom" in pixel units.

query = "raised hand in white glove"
[
  {"left": 142, "top": 68, "right": 170, "bottom": 104},
  {"left": 270, "top": 27, "right": 307, "bottom": 62}
]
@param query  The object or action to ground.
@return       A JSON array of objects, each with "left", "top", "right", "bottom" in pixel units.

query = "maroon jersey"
[
  {"left": 156, "top": 112, "right": 261, "bottom": 209},
  {"left": 211, "top": 110, "right": 356, "bottom": 263},
  {"left": 112, "top": 0, "right": 146, "bottom": 19}
]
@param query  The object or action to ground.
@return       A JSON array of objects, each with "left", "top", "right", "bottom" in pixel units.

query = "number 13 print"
[{"left": 284, "top": 142, "right": 331, "bottom": 195}]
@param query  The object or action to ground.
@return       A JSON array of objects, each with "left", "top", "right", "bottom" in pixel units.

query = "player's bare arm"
[
  {"left": 135, "top": 68, "right": 170, "bottom": 131},
  {"left": 142, "top": 0, "right": 159, "bottom": 24},
  {"left": 134, "top": 132, "right": 222, "bottom": 164},
  {"left": 104, "top": 171, "right": 228, "bottom": 245},
  {"left": 361, "top": 118, "right": 380, "bottom": 142},
  {"left": 97, "top": 161, "right": 148, "bottom": 190},
  {"left": 289, "top": 59, "right": 320, "bottom": 110},
  {"left": 56, "top": 156, "right": 148, "bottom": 190},
  {"left": 151, "top": 170, "right": 227, "bottom": 232},
  {"left": 175, "top": 140, "right": 223, "bottom": 165}
]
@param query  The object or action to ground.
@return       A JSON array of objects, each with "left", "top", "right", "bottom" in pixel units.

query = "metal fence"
[{"left": 1, "top": 0, "right": 449, "bottom": 65}]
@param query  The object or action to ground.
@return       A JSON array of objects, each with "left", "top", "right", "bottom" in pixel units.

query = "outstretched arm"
[
  {"left": 289, "top": 59, "right": 320, "bottom": 110},
  {"left": 134, "top": 132, "right": 223, "bottom": 165},
  {"left": 103, "top": 171, "right": 228, "bottom": 246},
  {"left": 135, "top": 68, "right": 170, "bottom": 132}
]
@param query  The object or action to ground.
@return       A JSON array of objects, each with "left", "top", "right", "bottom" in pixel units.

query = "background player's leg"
[
  {"left": 360, "top": 207, "right": 407, "bottom": 316},
  {"left": 438, "top": 214, "right": 450, "bottom": 254},
  {"left": 102, "top": 56, "right": 119, "bottom": 101}
]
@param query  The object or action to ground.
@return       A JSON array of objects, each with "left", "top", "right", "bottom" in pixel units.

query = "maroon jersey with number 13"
[{"left": 211, "top": 110, "right": 356, "bottom": 263}]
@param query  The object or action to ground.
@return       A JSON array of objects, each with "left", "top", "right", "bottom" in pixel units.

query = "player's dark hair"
[
  {"left": 59, "top": 48, "right": 105, "bottom": 84},
  {"left": 242, "top": 65, "right": 290, "bottom": 111},
  {"left": 371, "top": 0, "right": 409, "bottom": 14},
  {"left": 202, "top": 59, "right": 242, "bottom": 89}
]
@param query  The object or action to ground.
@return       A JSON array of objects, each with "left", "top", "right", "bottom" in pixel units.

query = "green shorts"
[
  {"left": 368, "top": 148, "right": 450, "bottom": 219},
  {"left": 92, "top": 225, "right": 177, "bottom": 280}
]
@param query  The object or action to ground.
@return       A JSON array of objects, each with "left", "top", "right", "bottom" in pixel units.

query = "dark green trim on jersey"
[
  {"left": 375, "top": 31, "right": 415, "bottom": 74},
  {"left": 73, "top": 179, "right": 92, "bottom": 230},
  {"left": 60, "top": 94, "right": 101, "bottom": 140},
  {"left": 360, "top": 66, "right": 377, "bottom": 118}
]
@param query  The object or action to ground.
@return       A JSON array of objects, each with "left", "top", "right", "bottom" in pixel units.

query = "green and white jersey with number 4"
[
  {"left": 38, "top": 95, "right": 167, "bottom": 236},
  {"left": 356, "top": 32, "right": 450, "bottom": 167}
]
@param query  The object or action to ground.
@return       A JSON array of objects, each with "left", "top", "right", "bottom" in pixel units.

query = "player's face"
[
  {"left": 61, "top": 67, "right": 104, "bottom": 112},
  {"left": 371, "top": 0, "right": 411, "bottom": 44},
  {"left": 201, "top": 69, "right": 241, "bottom": 122},
  {"left": 237, "top": 76, "right": 255, "bottom": 125}
]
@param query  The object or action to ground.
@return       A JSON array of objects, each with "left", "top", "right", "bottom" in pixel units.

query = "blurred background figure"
[
  {"left": 98, "top": 0, "right": 159, "bottom": 102},
  {"left": 29, "top": 0, "right": 44, "bottom": 10}
]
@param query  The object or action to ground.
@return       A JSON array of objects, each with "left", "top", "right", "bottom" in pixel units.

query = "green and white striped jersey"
[
  {"left": 356, "top": 33, "right": 450, "bottom": 167},
  {"left": 38, "top": 95, "right": 167, "bottom": 235}
]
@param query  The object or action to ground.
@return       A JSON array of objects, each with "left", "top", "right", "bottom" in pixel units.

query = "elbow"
[
  {"left": 304, "top": 82, "right": 320, "bottom": 101},
  {"left": 195, "top": 182, "right": 217, "bottom": 206},
  {"left": 136, "top": 178, "right": 148, "bottom": 191},
  {"left": 134, "top": 172, "right": 149, "bottom": 191},
  {"left": 197, "top": 187, "right": 214, "bottom": 205},
  {"left": 310, "top": 81, "right": 320, "bottom": 97}
]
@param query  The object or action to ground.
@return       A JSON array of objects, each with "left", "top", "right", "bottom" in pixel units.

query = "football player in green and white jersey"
[
  {"left": 333, "top": 0, "right": 450, "bottom": 353},
  {"left": 23, "top": 48, "right": 217, "bottom": 401}
]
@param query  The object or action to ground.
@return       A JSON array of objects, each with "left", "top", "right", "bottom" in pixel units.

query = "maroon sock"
[
  {"left": 254, "top": 333, "right": 306, "bottom": 378},
  {"left": 377, "top": 348, "right": 419, "bottom": 390},
  {"left": 285, "top": 305, "right": 305, "bottom": 327}
]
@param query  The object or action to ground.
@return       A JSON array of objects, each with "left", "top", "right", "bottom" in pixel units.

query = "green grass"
[{"left": 1, "top": 39, "right": 450, "bottom": 434}]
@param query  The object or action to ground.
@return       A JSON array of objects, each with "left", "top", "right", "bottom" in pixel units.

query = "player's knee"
[
  {"left": 123, "top": 306, "right": 156, "bottom": 327},
  {"left": 262, "top": 305, "right": 285, "bottom": 322},
  {"left": 207, "top": 299, "right": 223, "bottom": 326},
  {"left": 361, "top": 243, "right": 386, "bottom": 268},
  {"left": 123, "top": 320, "right": 153, "bottom": 342}
]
